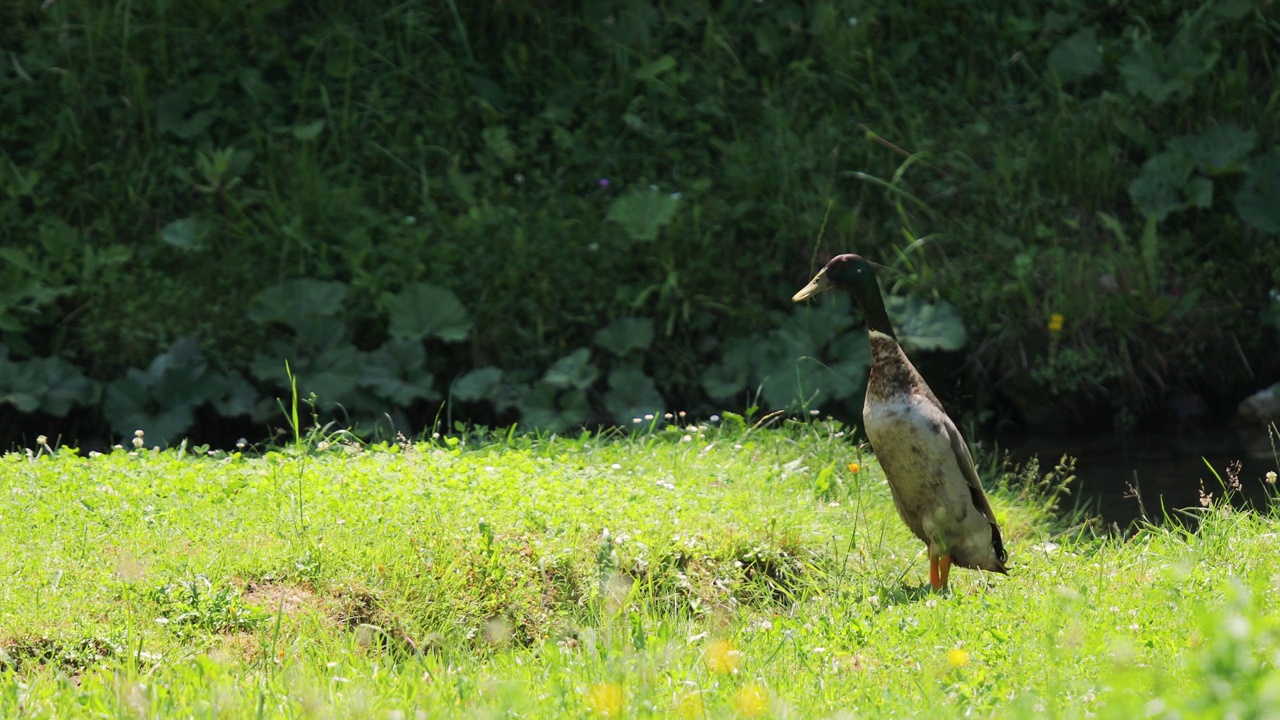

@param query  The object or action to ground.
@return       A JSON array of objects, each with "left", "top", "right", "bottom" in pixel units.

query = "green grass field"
[{"left": 3, "top": 420, "right": 1279, "bottom": 718}]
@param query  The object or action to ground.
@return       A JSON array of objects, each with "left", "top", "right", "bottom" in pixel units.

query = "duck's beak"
[{"left": 792, "top": 269, "right": 832, "bottom": 302}]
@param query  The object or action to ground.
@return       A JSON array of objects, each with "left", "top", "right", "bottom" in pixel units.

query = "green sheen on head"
[{"left": 792, "top": 254, "right": 896, "bottom": 340}]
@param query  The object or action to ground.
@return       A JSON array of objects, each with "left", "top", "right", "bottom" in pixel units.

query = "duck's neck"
[{"left": 850, "top": 283, "right": 897, "bottom": 342}]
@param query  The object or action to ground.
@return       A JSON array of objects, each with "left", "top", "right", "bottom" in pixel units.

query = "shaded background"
[{"left": 1, "top": 0, "right": 1277, "bottom": 451}]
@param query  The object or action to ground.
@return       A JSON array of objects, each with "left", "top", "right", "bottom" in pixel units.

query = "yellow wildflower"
[
  {"left": 675, "top": 692, "right": 704, "bottom": 718},
  {"left": 947, "top": 648, "right": 970, "bottom": 668},
  {"left": 586, "top": 682, "right": 624, "bottom": 717},
  {"left": 847, "top": 462, "right": 861, "bottom": 473},
  {"left": 704, "top": 638, "right": 743, "bottom": 674},
  {"left": 733, "top": 683, "right": 770, "bottom": 717},
  {"left": 1047, "top": 313, "right": 1065, "bottom": 333}
]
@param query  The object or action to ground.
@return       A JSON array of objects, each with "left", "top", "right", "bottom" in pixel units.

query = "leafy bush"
[{"left": 0, "top": 0, "right": 1275, "bottom": 442}]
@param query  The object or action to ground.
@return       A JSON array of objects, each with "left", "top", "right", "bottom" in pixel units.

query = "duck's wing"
[{"left": 941, "top": 412, "right": 1008, "bottom": 566}]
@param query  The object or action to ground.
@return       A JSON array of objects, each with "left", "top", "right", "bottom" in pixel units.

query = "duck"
[{"left": 793, "top": 253, "right": 1006, "bottom": 590}]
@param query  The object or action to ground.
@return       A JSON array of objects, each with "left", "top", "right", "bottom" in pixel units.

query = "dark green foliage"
[{"left": 0, "top": 0, "right": 1277, "bottom": 442}]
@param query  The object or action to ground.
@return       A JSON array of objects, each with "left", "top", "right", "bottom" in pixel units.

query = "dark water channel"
[{"left": 1000, "top": 426, "right": 1278, "bottom": 526}]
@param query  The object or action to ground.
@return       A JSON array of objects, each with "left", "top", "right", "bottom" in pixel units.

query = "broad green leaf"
[
  {"left": 1119, "top": 34, "right": 1216, "bottom": 105},
  {"left": 1184, "top": 176, "right": 1213, "bottom": 209},
  {"left": 606, "top": 189, "right": 680, "bottom": 242},
  {"left": 0, "top": 246, "right": 34, "bottom": 272},
  {"left": 634, "top": 55, "right": 677, "bottom": 81},
  {"left": 886, "top": 295, "right": 968, "bottom": 352},
  {"left": 251, "top": 342, "right": 365, "bottom": 409},
  {"left": 159, "top": 216, "right": 209, "bottom": 250},
  {"left": 794, "top": 292, "right": 858, "bottom": 344},
  {"left": 247, "top": 280, "right": 348, "bottom": 326},
  {"left": 755, "top": 324, "right": 823, "bottom": 410},
  {"left": 361, "top": 339, "right": 438, "bottom": 405},
  {"left": 0, "top": 388, "right": 39, "bottom": 412},
  {"left": 0, "top": 354, "right": 99, "bottom": 416},
  {"left": 594, "top": 317, "right": 655, "bottom": 356},
  {"left": 100, "top": 338, "right": 238, "bottom": 442},
  {"left": 104, "top": 370, "right": 196, "bottom": 444},
  {"left": 1047, "top": 27, "right": 1103, "bottom": 84},
  {"left": 1178, "top": 124, "right": 1257, "bottom": 175},
  {"left": 1128, "top": 150, "right": 1195, "bottom": 221},
  {"left": 702, "top": 339, "right": 753, "bottom": 400},
  {"left": 604, "top": 365, "right": 665, "bottom": 424},
  {"left": 517, "top": 381, "right": 588, "bottom": 433},
  {"left": 209, "top": 374, "right": 259, "bottom": 418},
  {"left": 452, "top": 367, "right": 505, "bottom": 402},
  {"left": 542, "top": 348, "right": 598, "bottom": 390},
  {"left": 384, "top": 282, "right": 473, "bottom": 342},
  {"left": 1235, "top": 150, "right": 1280, "bottom": 235},
  {"left": 38, "top": 359, "right": 101, "bottom": 416},
  {"left": 148, "top": 337, "right": 217, "bottom": 407}
]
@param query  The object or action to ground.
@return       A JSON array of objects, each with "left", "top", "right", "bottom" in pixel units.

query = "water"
[{"left": 1001, "top": 426, "right": 1278, "bottom": 526}]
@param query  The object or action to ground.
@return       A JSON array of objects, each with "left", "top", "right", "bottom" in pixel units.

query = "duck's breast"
[{"left": 863, "top": 395, "right": 998, "bottom": 569}]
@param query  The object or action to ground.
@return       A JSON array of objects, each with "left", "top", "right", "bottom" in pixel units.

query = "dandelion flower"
[
  {"left": 847, "top": 462, "right": 861, "bottom": 473},
  {"left": 1048, "top": 313, "right": 1065, "bottom": 333},
  {"left": 704, "top": 639, "right": 743, "bottom": 674},
  {"left": 586, "top": 682, "right": 624, "bottom": 717},
  {"left": 733, "top": 684, "right": 769, "bottom": 718},
  {"left": 1266, "top": 471, "right": 1277, "bottom": 485},
  {"left": 947, "top": 648, "right": 970, "bottom": 668}
]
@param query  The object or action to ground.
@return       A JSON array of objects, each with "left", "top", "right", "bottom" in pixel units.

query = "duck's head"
[
  {"left": 791, "top": 253, "right": 878, "bottom": 302},
  {"left": 793, "top": 253, "right": 896, "bottom": 339}
]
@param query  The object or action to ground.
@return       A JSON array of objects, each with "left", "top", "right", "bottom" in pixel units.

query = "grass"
[{"left": 2, "top": 420, "right": 1279, "bottom": 718}]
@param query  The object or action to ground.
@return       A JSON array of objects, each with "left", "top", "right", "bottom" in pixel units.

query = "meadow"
[{"left": 3, "top": 417, "right": 1279, "bottom": 718}]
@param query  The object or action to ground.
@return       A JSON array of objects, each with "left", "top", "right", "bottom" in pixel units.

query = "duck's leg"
[
  {"left": 937, "top": 555, "right": 952, "bottom": 590},
  {"left": 929, "top": 554, "right": 942, "bottom": 590}
]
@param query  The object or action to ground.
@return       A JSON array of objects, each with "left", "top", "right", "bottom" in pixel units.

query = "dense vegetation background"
[{"left": 1, "top": 0, "right": 1277, "bottom": 447}]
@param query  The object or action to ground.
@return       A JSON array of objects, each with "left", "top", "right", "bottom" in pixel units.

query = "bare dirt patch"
[{"left": 242, "top": 580, "right": 317, "bottom": 617}]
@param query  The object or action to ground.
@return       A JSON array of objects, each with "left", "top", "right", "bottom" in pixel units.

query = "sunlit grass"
[{"left": 2, "top": 422, "right": 1279, "bottom": 718}]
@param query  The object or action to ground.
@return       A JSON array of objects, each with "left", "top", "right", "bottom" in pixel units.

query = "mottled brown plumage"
[{"left": 794, "top": 254, "right": 1006, "bottom": 590}]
